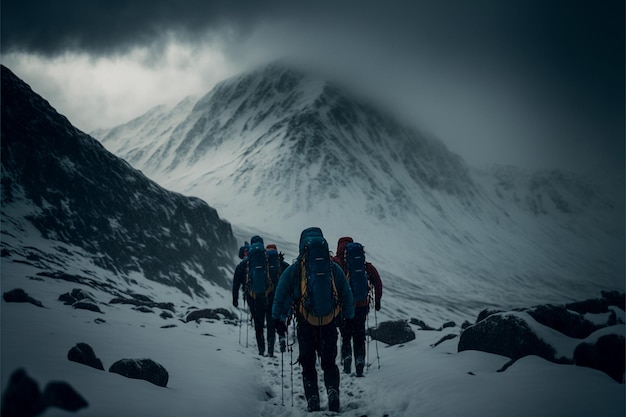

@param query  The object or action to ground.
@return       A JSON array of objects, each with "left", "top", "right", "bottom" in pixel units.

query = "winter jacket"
[
  {"left": 272, "top": 261, "right": 355, "bottom": 323},
  {"left": 332, "top": 237, "right": 383, "bottom": 308}
]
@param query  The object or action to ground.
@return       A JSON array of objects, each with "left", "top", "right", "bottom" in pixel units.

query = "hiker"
[
  {"left": 232, "top": 235, "right": 274, "bottom": 356},
  {"left": 264, "top": 243, "right": 289, "bottom": 357},
  {"left": 332, "top": 236, "right": 383, "bottom": 377},
  {"left": 272, "top": 227, "right": 354, "bottom": 412}
]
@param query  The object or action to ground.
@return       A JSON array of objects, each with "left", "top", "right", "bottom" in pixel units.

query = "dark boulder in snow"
[
  {"left": 370, "top": 320, "right": 415, "bottom": 346},
  {"left": 525, "top": 304, "right": 603, "bottom": 339},
  {"left": 574, "top": 334, "right": 625, "bottom": 383},
  {"left": 186, "top": 308, "right": 237, "bottom": 322},
  {"left": 67, "top": 343, "right": 104, "bottom": 371},
  {"left": 3, "top": 288, "right": 44, "bottom": 307},
  {"left": 1, "top": 368, "right": 43, "bottom": 417},
  {"left": 72, "top": 301, "right": 103, "bottom": 313},
  {"left": 109, "top": 359, "right": 169, "bottom": 387},
  {"left": 0, "top": 368, "right": 88, "bottom": 417},
  {"left": 458, "top": 313, "right": 561, "bottom": 362},
  {"left": 410, "top": 318, "right": 436, "bottom": 331},
  {"left": 42, "top": 381, "right": 89, "bottom": 412},
  {"left": 58, "top": 288, "right": 96, "bottom": 305}
]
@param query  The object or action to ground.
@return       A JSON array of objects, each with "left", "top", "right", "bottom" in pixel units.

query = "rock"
[
  {"left": 67, "top": 343, "right": 104, "bottom": 370},
  {"left": 525, "top": 304, "right": 599, "bottom": 339},
  {"left": 0, "top": 368, "right": 44, "bottom": 417},
  {"left": 441, "top": 321, "right": 456, "bottom": 330},
  {"left": 574, "top": 334, "right": 625, "bottom": 383},
  {"left": 370, "top": 320, "right": 415, "bottom": 346},
  {"left": 109, "top": 359, "right": 169, "bottom": 387},
  {"left": 160, "top": 311, "right": 174, "bottom": 319},
  {"left": 186, "top": 308, "right": 237, "bottom": 322},
  {"left": 458, "top": 313, "right": 563, "bottom": 363},
  {"left": 431, "top": 333, "right": 457, "bottom": 347},
  {"left": 3, "top": 288, "right": 44, "bottom": 307},
  {"left": 476, "top": 308, "right": 502, "bottom": 323},
  {"left": 461, "top": 320, "right": 472, "bottom": 330},
  {"left": 602, "top": 290, "right": 625, "bottom": 311},
  {"left": 0, "top": 368, "right": 88, "bottom": 417},
  {"left": 72, "top": 301, "right": 103, "bottom": 313},
  {"left": 42, "top": 381, "right": 89, "bottom": 412},
  {"left": 410, "top": 318, "right": 436, "bottom": 330},
  {"left": 58, "top": 288, "right": 96, "bottom": 305}
]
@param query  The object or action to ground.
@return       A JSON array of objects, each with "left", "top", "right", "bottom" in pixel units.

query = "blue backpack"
[
  {"left": 246, "top": 242, "right": 272, "bottom": 298},
  {"left": 267, "top": 247, "right": 281, "bottom": 287},
  {"left": 345, "top": 242, "right": 369, "bottom": 303},
  {"left": 298, "top": 228, "right": 341, "bottom": 326}
]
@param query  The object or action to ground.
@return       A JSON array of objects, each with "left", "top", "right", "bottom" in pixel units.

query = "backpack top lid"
[
  {"left": 250, "top": 235, "right": 264, "bottom": 246},
  {"left": 299, "top": 227, "right": 324, "bottom": 254},
  {"left": 335, "top": 236, "right": 354, "bottom": 259},
  {"left": 238, "top": 242, "right": 250, "bottom": 259}
]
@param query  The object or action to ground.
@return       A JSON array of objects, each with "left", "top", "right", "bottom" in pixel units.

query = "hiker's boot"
[
  {"left": 327, "top": 388, "right": 340, "bottom": 412},
  {"left": 342, "top": 355, "right": 351, "bottom": 374},
  {"left": 307, "top": 395, "right": 320, "bottom": 412},
  {"left": 355, "top": 357, "right": 365, "bottom": 377}
]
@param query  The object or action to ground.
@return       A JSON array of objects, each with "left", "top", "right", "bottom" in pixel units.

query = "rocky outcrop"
[{"left": 459, "top": 292, "right": 625, "bottom": 382}]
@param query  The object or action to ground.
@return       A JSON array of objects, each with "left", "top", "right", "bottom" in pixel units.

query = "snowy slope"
[
  {"left": 96, "top": 61, "right": 624, "bottom": 326},
  {"left": 1, "top": 65, "right": 237, "bottom": 297},
  {"left": 1, "top": 61, "right": 624, "bottom": 417}
]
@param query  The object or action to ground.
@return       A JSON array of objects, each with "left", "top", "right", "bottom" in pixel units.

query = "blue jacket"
[{"left": 272, "top": 260, "right": 355, "bottom": 322}]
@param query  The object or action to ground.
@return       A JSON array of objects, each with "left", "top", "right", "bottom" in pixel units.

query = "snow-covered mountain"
[
  {"left": 95, "top": 60, "right": 624, "bottom": 324},
  {"left": 1, "top": 64, "right": 237, "bottom": 299}
]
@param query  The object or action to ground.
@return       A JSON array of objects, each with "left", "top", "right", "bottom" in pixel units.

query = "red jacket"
[{"left": 332, "top": 237, "right": 383, "bottom": 308}]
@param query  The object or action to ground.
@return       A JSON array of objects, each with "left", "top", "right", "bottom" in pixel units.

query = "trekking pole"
[
  {"left": 281, "top": 348, "right": 284, "bottom": 406},
  {"left": 238, "top": 307, "right": 243, "bottom": 346},
  {"left": 246, "top": 305, "right": 250, "bottom": 349},
  {"left": 374, "top": 306, "right": 380, "bottom": 369}
]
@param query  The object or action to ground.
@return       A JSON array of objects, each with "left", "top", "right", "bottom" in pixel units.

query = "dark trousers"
[
  {"left": 247, "top": 294, "right": 268, "bottom": 354},
  {"left": 297, "top": 317, "right": 340, "bottom": 401},
  {"left": 340, "top": 306, "right": 368, "bottom": 366}
]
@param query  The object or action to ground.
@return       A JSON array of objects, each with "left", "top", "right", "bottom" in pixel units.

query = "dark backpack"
[
  {"left": 267, "top": 247, "right": 281, "bottom": 287},
  {"left": 345, "top": 242, "right": 369, "bottom": 303},
  {"left": 298, "top": 228, "right": 341, "bottom": 326},
  {"left": 246, "top": 242, "right": 272, "bottom": 298}
]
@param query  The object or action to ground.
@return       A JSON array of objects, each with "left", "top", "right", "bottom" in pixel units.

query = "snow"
[{"left": 2, "top": 255, "right": 624, "bottom": 417}]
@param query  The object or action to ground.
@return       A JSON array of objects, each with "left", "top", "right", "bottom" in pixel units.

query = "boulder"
[
  {"left": 186, "top": 308, "right": 237, "bottom": 322},
  {"left": 109, "top": 359, "right": 169, "bottom": 387},
  {"left": 3, "top": 288, "right": 44, "bottom": 307},
  {"left": 0, "top": 368, "right": 88, "bottom": 417},
  {"left": 525, "top": 304, "right": 600, "bottom": 339},
  {"left": 574, "top": 334, "right": 625, "bottom": 383},
  {"left": 370, "top": 320, "right": 415, "bottom": 346},
  {"left": 72, "top": 301, "right": 103, "bottom": 313},
  {"left": 58, "top": 288, "right": 96, "bottom": 306},
  {"left": 67, "top": 343, "right": 104, "bottom": 370},
  {"left": 458, "top": 313, "right": 562, "bottom": 363}
]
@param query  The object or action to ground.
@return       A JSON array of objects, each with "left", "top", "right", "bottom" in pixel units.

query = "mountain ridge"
[{"left": 1, "top": 64, "right": 237, "bottom": 298}]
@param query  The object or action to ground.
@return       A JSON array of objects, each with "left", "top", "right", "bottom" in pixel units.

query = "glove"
[
  {"left": 275, "top": 319, "right": 287, "bottom": 337},
  {"left": 279, "top": 336, "right": 286, "bottom": 353},
  {"left": 233, "top": 299, "right": 238, "bottom": 308},
  {"left": 375, "top": 300, "right": 381, "bottom": 311}
]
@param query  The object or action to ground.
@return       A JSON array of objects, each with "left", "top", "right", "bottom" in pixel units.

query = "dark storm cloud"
[
  {"left": 2, "top": 0, "right": 623, "bottom": 172},
  {"left": 1, "top": 0, "right": 269, "bottom": 55}
]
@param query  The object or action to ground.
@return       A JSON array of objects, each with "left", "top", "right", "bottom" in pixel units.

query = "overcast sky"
[{"left": 2, "top": 0, "right": 624, "bottom": 173}]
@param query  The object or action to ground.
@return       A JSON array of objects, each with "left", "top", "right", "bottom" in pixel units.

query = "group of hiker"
[{"left": 231, "top": 227, "right": 383, "bottom": 412}]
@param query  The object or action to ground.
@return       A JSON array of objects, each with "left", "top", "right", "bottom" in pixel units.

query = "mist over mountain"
[
  {"left": 95, "top": 60, "right": 624, "bottom": 321},
  {"left": 1, "top": 65, "right": 237, "bottom": 298}
]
